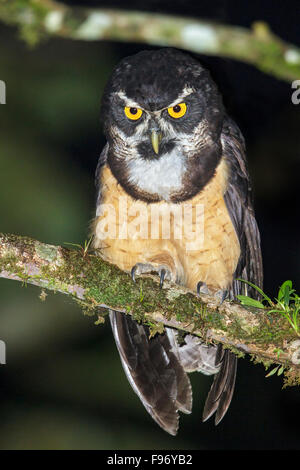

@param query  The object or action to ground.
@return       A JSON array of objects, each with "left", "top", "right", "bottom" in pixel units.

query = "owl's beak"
[{"left": 151, "top": 129, "right": 162, "bottom": 155}]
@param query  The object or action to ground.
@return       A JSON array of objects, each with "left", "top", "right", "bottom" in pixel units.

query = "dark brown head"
[{"left": 101, "top": 48, "right": 225, "bottom": 202}]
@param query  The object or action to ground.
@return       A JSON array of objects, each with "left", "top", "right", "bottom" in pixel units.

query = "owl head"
[{"left": 101, "top": 48, "right": 225, "bottom": 202}]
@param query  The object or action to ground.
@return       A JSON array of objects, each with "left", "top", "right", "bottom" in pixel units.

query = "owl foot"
[
  {"left": 197, "top": 281, "right": 211, "bottom": 296},
  {"left": 197, "top": 281, "right": 228, "bottom": 305},
  {"left": 215, "top": 289, "right": 229, "bottom": 305},
  {"left": 131, "top": 263, "right": 172, "bottom": 288}
]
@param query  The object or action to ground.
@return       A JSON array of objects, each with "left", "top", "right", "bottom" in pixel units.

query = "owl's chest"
[{"left": 93, "top": 161, "right": 240, "bottom": 291}]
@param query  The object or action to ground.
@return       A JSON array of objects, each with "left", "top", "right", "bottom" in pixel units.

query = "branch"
[
  {"left": 0, "top": 1, "right": 300, "bottom": 82},
  {"left": 0, "top": 232, "right": 300, "bottom": 386}
]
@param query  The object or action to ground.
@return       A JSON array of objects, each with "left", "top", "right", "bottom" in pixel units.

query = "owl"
[{"left": 92, "top": 48, "right": 263, "bottom": 435}]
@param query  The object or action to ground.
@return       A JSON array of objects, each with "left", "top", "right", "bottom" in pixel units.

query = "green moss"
[
  {"left": 0, "top": 238, "right": 295, "bottom": 354},
  {"left": 283, "top": 368, "right": 300, "bottom": 388},
  {"left": 2, "top": 234, "right": 300, "bottom": 381},
  {"left": 0, "top": 0, "right": 51, "bottom": 46},
  {"left": 222, "top": 344, "right": 245, "bottom": 359},
  {"left": 147, "top": 321, "right": 165, "bottom": 338},
  {"left": 0, "top": 252, "right": 19, "bottom": 271},
  {"left": 250, "top": 355, "right": 273, "bottom": 370}
]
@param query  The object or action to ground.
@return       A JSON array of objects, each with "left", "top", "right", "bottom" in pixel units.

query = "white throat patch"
[{"left": 127, "top": 148, "right": 186, "bottom": 201}]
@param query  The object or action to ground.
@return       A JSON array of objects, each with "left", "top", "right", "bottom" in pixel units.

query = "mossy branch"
[
  {"left": 0, "top": 232, "right": 300, "bottom": 386},
  {"left": 0, "top": 0, "right": 300, "bottom": 82}
]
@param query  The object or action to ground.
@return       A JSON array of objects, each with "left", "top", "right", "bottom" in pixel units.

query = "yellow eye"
[
  {"left": 168, "top": 102, "right": 187, "bottom": 119},
  {"left": 124, "top": 106, "right": 143, "bottom": 120}
]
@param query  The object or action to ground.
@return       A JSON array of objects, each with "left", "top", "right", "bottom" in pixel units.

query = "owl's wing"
[
  {"left": 110, "top": 311, "right": 192, "bottom": 435},
  {"left": 202, "top": 116, "right": 263, "bottom": 424},
  {"left": 222, "top": 116, "right": 263, "bottom": 295},
  {"left": 95, "top": 143, "right": 109, "bottom": 207}
]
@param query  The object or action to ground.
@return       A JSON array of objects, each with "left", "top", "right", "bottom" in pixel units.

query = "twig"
[{"left": 0, "top": 0, "right": 299, "bottom": 81}]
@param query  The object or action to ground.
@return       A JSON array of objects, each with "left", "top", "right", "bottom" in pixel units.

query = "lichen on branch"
[{"left": 0, "top": 232, "right": 300, "bottom": 387}]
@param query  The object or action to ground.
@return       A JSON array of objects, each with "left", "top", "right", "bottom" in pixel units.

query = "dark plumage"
[
  {"left": 93, "top": 48, "right": 263, "bottom": 435},
  {"left": 101, "top": 49, "right": 224, "bottom": 202}
]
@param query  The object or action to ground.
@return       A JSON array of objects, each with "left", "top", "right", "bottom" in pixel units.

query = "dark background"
[{"left": 0, "top": 0, "right": 299, "bottom": 450}]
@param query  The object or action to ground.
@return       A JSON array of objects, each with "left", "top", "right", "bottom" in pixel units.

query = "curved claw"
[
  {"left": 197, "top": 281, "right": 210, "bottom": 296},
  {"left": 131, "top": 265, "right": 137, "bottom": 283},
  {"left": 215, "top": 289, "right": 229, "bottom": 305},
  {"left": 159, "top": 269, "right": 166, "bottom": 288},
  {"left": 131, "top": 263, "right": 171, "bottom": 287},
  {"left": 197, "top": 281, "right": 203, "bottom": 296}
]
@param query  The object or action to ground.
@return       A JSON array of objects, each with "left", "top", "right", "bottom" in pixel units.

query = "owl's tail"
[
  {"left": 110, "top": 311, "right": 236, "bottom": 435},
  {"left": 109, "top": 311, "right": 192, "bottom": 435},
  {"left": 166, "top": 328, "right": 237, "bottom": 425}
]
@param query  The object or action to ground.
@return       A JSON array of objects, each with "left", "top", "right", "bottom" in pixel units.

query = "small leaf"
[
  {"left": 278, "top": 280, "right": 293, "bottom": 304},
  {"left": 277, "top": 365, "right": 284, "bottom": 376},
  {"left": 64, "top": 242, "right": 82, "bottom": 249},
  {"left": 278, "top": 281, "right": 293, "bottom": 306},
  {"left": 273, "top": 348, "right": 284, "bottom": 359},
  {"left": 237, "top": 295, "right": 265, "bottom": 308},
  {"left": 237, "top": 279, "right": 273, "bottom": 305},
  {"left": 266, "top": 366, "right": 279, "bottom": 377},
  {"left": 94, "top": 315, "right": 106, "bottom": 325}
]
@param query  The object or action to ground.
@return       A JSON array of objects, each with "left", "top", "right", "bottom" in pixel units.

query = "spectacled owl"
[{"left": 93, "top": 48, "right": 263, "bottom": 435}]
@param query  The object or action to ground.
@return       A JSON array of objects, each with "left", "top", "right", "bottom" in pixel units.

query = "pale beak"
[{"left": 151, "top": 129, "right": 162, "bottom": 155}]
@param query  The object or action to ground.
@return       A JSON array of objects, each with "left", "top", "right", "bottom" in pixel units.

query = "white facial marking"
[
  {"left": 116, "top": 86, "right": 195, "bottom": 114},
  {"left": 167, "top": 86, "right": 195, "bottom": 109},
  {"left": 116, "top": 90, "right": 143, "bottom": 110}
]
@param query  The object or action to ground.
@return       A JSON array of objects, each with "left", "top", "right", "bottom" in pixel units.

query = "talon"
[
  {"left": 160, "top": 269, "right": 166, "bottom": 288},
  {"left": 131, "top": 265, "right": 137, "bottom": 283},
  {"left": 217, "top": 289, "right": 228, "bottom": 305},
  {"left": 197, "top": 281, "right": 203, "bottom": 296},
  {"left": 130, "top": 263, "right": 172, "bottom": 286},
  {"left": 197, "top": 281, "right": 209, "bottom": 296}
]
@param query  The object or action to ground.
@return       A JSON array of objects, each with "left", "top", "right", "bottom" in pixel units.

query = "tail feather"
[
  {"left": 166, "top": 329, "right": 221, "bottom": 375},
  {"left": 202, "top": 351, "right": 237, "bottom": 424},
  {"left": 110, "top": 311, "right": 192, "bottom": 435},
  {"left": 166, "top": 328, "right": 237, "bottom": 425}
]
